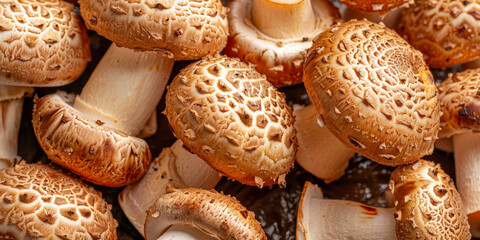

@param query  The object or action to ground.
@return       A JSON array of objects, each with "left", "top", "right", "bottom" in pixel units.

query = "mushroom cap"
[
  {"left": 437, "top": 68, "right": 480, "bottom": 138},
  {"left": 0, "top": 162, "right": 117, "bottom": 239},
  {"left": 399, "top": 0, "right": 480, "bottom": 68},
  {"left": 144, "top": 188, "right": 267, "bottom": 240},
  {"left": 339, "top": 0, "right": 411, "bottom": 12},
  {"left": 32, "top": 93, "right": 151, "bottom": 187},
  {"left": 79, "top": 0, "right": 228, "bottom": 60},
  {"left": 165, "top": 55, "right": 296, "bottom": 188},
  {"left": 389, "top": 160, "right": 471, "bottom": 240},
  {"left": 0, "top": 0, "right": 90, "bottom": 87},
  {"left": 303, "top": 20, "right": 440, "bottom": 166},
  {"left": 223, "top": 0, "right": 340, "bottom": 87}
]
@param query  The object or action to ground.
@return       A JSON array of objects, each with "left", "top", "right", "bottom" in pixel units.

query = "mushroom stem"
[
  {"left": 453, "top": 132, "right": 480, "bottom": 237},
  {"left": 73, "top": 44, "right": 173, "bottom": 136},
  {"left": 251, "top": 0, "right": 317, "bottom": 39},
  {"left": 119, "top": 140, "right": 221, "bottom": 236},
  {"left": 297, "top": 182, "right": 396, "bottom": 240},
  {"left": 435, "top": 137, "right": 453, "bottom": 153},
  {"left": 138, "top": 110, "right": 158, "bottom": 138},
  {"left": 0, "top": 85, "right": 33, "bottom": 169},
  {"left": 293, "top": 105, "right": 354, "bottom": 183}
]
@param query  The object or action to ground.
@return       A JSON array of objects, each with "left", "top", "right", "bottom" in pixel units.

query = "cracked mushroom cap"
[
  {"left": 165, "top": 55, "right": 296, "bottom": 188},
  {"left": 303, "top": 20, "right": 440, "bottom": 166},
  {"left": 0, "top": 0, "right": 90, "bottom": 87},
  {"left": 339, "top": 0, "right": 412, "bottom": 12},
  {"left": 437, "top": 68, "right": 480, "bottom": 138},
  {"left": 389, "top": 160, "right": 471, "bottom": 239},
  {"left": 79, "top": 0, "right": 228, "bottom": 60},
  {"left": 399, "top": 0, "right": 480, "bottom": 68},
  {"left": 145, "top": 188, "right": 266, "bottom": 240},
  {"left": 223, "top": 0, "right": 340, "bottom": 87},
  {"left": 0, "top": 162, "right": 117, "bottom": 239},
  {"left": 32, "top": 93, "right": 151, "bottom": 187}
]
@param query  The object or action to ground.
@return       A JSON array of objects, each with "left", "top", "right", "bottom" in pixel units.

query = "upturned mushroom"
[
  {"left": 79, "top": 0, "right": 228, "bottom": 60},
  {"left": 119, "top": 140, "right": 221, "bottom": 235},
  {"left": 0, "top": 85, "right": 33, "bottom": 169},
  {"left": 0, "top": 162, "right": 117, "bottom": 239},
  {"left": 303, "top": 20, "right": 441, "bottom": 166},
  {"left": 223, "top": 0, "right": 340, "bottom": 87},
  {"left": 293, "top": 104, "right": 354, "bottom": 183},
  {"left": 437, "top": 68, "right": 480, "bottom": 237},
  {"left": 0, "top": 0, "right": 90, "bottom": 86},
  {"left": 145, "top": 188, "right": 267, "bottom": 239},
  {"left": 165, "top": 55, "right": 296, "bottom": 188},
  {"left": 399, "top": 0, "right": 480, "bottom": 68},
  {"left": 297, "top": 160, "right": 471, "bottom": 239}
]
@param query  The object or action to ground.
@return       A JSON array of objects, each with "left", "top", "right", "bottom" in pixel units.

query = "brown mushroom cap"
[
  {"left": 0, "top": 162, "right": 117, "bottom": 239},
  {"left": 303, "top": 20, "right": 440, "bottom": 166},
  {"left": 224, "top": 0, "right": 340, "bottom": 87},
  {"left": 145, "top": 188, "right": 266, "bottom": 240},
  {"left": 165, "top": 55, "right": 296, "bottom": 188},
  {"left": 339, "top": 0, "right": 411, "bottom": 12},
  {"left": 79, "top": 0, "right": 228, "bottom": 60},
  {"left": 0, "top": 0, "right": 90, "bottom": 87},
  {"left": 32, "top": 93, "right": 151, "bottom": 187},
  {"left": 437, "top": 68, "right": 480, "bottom": 138},
  {"left": 399, "top": 0, "right": 480, "bottom": 68},
  {"left": 389, "top": 160, "right": 471, "bottom": 239}
]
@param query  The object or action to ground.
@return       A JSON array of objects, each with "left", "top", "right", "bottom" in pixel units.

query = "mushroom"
[
  {"left": 399, "top": 0, "right": 480, "bottom": 68},
  {"left": 223, "top": 0, "right": 340, "bottom": 87},
  {"left": 293, "top": 104, "right": 354, "bottom": 183},
  {"left": 79, "top": 0, "right": 228, "bottom": 60},
  {"left": 165, "top": 54, "right": 297, "bottom": 188},
  {"left": 297, "top": 160, "right": 471, "bottom": 239},
  {"left": 0, "top": 85, "right": 33, "bottom": 169},
  {"left": 437, "top": 68, "right": 480, "bottom": 237},
  {"left": 434, "top": 137, "right": 453, "bottom": 153},
  {"left": 340, "top": 5, "right": 403, "bottom": 30},
  {"left": 119, "top": 139, "right": 221, "bottom": 235},
  {"left": 0, "top": 0, "right": 90, "bottom": 86},
  {"left": 338, "top": 0, "right": 412, "bottom": 13},
  {"left": 303, "top": 20, "right": 441, "bottom": 166},
  {"left": 145, "top": 188, "right": 267, "bottom": 239},
  {"left": 0, "top": 162, "right": 117, "bottom": 239}
]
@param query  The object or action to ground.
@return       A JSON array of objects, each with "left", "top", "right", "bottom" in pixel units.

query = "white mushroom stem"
[
  {"left": 251, "top": 0, "right": 317, "bottom": 39},
  {"left": 293, "top": 105, "right": 354, "bottom": 183},
  {"left": 0, "top": 85, "right": 33, "bottom": 169},
  {"left": 74, "top": 44, "right": 173, "bottom": 136},
  {"left": 297, "top": 181, "right": 396, "bottom": 240},
  {"left": 435, "top": 137, "right": 453, "bottom": 153},
  {"left": 340, "top": 5, "right": 403, "bottom": 30},
  {"left": 138, "top": 110, "right": 158, "bottom": 138},
  {"left": 453, "top": 132, "right": 480, "bottom": 237},
  {"left": 119, "top": 140, "right": 221, "bottom": 236}
]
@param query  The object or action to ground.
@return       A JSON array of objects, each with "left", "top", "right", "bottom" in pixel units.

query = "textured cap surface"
[
  {"left": 389, "top": 160, "right": 471, "bottom": 240},
  {"left": 165, "top": 55, "right": 296, "bottom": 188},
  {"left": 32, "top": 93, "right": 151, "bottom": 187},
  {"left": 79, "top": 0, "right": 228, "bottom": 60},
  {"left": 0, "top": 162, "right": 117, "bottom": 239},
  {"left": 0, "top": 0, "right": 90, "bottom": 86},
  {"left": 224, "top": 0, "right": 340, "bottom": 87},
  {"left": 339, "top": 0, "right": 411, "bottom": 12},
  {"left": 399, "top": 0, "right": 480, "bottom": 68},
  {"left": 145, "top": 188, "right": 266, "bottom": 240},
  {"left": 303, "top": 20, "right": 440, "bottom": 166},
  {"left": 438, "top": 68, "right": 480, "bottom": 138}
]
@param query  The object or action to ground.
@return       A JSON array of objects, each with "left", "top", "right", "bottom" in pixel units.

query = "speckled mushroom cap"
[
  {"left": 165, "top": 55, "right": 296, "bottom": 188},
  {"left": 0, "top": 0, "right": 90, "bottom": 87},
  {"left": 32, "top": 93, "right": 151, "bottom": 187},
  {"left": 389, "top": 160, "right": 471, "bottom": 239},
  {"left": 437, "top": 68, "right": 480, "bottom": 138},
  {"left": 0, "top": 162, "right": 117, "bottom": 239},
  {"left": 399, "top": 0, "right": 480, "bottom": 68},
  {"left": 223, "top": 0, "right": 340, "bottom": 87},
  {"left": 339, "top": 0, "right": 411, "bottom": 12},
  {"left": 79, "top": 0, "right": 228, "bottom": 60},
  {"left": 303, "top": 20, "right": 440, "bottom": 166},
  {"left": 145, "top": 188, "right": 267, "bottom": 240}
]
